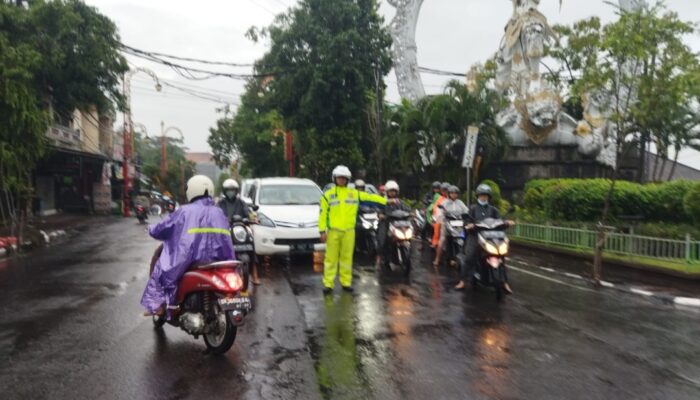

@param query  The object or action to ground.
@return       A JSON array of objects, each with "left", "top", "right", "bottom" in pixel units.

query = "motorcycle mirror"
[{"left": 251, "top": 205, "right": 260, "bottom": 212}]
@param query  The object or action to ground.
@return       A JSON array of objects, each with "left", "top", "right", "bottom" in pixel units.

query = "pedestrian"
[
  {"left": 141, "top": 175, "right": 235, "bottom": 317},
  {"left": 455, "top": 183, "right": 514, "bottom": 293},
  {"left": 433, "top": 185, "right": 469, "bottom": 267},
  {"left": 319, "top": 166, "right": 393, "bottom": 294}
]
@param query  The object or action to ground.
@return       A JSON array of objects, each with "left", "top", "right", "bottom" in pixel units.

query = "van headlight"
[
  {"left": 257, "top": 212, "right": 276, "bottom": 228},
  {"left": 232, "top": 226, "right": 248, "bottom": 242}
]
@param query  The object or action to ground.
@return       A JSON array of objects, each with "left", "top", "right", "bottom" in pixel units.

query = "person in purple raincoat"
[{"left": 141, "top": 175, "right": 235, "bottom": 316}]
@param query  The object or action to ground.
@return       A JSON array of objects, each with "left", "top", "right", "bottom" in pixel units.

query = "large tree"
[
  {"left": 0, "top": 0, "right": 128, "bottom": 237},
  {"left": 550, "top": 2, "right": 700, "bottom": 283},
  {"left": 253, "top": 0, "right": 392, "bottom": 181}
]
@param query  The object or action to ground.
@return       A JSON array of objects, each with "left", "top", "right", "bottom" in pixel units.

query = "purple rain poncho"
[{"left": 140, "top": 197, "right": 235, "bottom": 314}]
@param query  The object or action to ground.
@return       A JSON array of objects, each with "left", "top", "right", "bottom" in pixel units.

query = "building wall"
[{"left": 73, "top": 107, "right": 101, "bottom": 155}]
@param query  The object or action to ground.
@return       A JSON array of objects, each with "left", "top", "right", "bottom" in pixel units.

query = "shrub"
[
  {"left": 683, "top": 183, "right": 700, "bottom": 224},
  {"left": 645, "top": 180, "right": 696, "bottom": 222}
]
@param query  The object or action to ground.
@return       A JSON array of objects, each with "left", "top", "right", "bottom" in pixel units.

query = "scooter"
[
  {"left": 230, "top": 214, "right": 255, "bottom": 290},
  {"left": 443, "top": 211, "right": 465, "bottom": 267},
  {"left": 383, "top": 209, "right": 414, "bottom": 277},
  {"left": 465, "top": 216, "right": 511, "bottom": 301},
  {"left": 356, "top": 206, "right": 379, "bottom": 258},
  {"left": 135, "top": 205, "right": 148, "bottom": 224},
  {"left": 412, "top": 209, "right": 427, "bottom": 239},
  {"left": 150, "top": 246, "right": 251, "bottom": 354}
]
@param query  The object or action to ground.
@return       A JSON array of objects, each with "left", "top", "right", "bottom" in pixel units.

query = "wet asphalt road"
[{"left": 1, "top": 217, "right": 700, "bottom": 400}]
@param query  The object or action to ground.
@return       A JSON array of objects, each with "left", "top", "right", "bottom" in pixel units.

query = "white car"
[{"left": 248, "top": 177, "right": 326, "bottom": 256}]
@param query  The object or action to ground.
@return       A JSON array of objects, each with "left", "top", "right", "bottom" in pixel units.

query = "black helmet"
[
  {"left": 475, "top": 183, "right": 492, "bottom": 197},
  {"left": 448, "top": 185, "right": 460, "bottom": 194},
  {"left": 432, "top": 181, "right": 441, "bottom": 189},
  {"left": 440, "top": 182, "right": 450, "bottom": 190}
]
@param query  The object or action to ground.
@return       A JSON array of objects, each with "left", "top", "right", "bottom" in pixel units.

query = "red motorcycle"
[{"left": 150, "top": 247, "right": 251, "bottom": 354}]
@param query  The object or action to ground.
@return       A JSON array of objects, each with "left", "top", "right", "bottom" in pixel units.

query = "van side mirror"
[{"left": 252, "top": 205, "right": 259, "bottom": 212}]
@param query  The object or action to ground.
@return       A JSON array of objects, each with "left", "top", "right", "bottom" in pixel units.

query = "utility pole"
[
  {"left": 121, "top": 68, "right": 161, "bottom": 217},
  {"left": 374, "top": 66, "right": 384, "bottom": 183}
]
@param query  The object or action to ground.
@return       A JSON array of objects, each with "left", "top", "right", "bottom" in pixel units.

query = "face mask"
[
  {"left": 478, "top": 199, "right": 488, "bottom": 206},
  {"left": 225, "top": 190, "right": 237, "bottom": 199}
]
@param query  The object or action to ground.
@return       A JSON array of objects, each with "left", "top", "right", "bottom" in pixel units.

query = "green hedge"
[
  {"left": 523, "top": 178, "right": 700, "bottom": 223},
  {"left": 684, "top": 184, "right": 700, "bottom": 224}
]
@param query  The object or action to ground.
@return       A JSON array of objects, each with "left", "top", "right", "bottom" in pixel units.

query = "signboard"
[{"left": 462, "top": 125, "right": 480, "bottom": 168}]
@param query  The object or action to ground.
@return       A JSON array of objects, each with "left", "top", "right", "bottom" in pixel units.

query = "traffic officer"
[{"left": 319, "top": 165, "right": 392, "bottom": 294}]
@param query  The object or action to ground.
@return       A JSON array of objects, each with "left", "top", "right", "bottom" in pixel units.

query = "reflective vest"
[{"left": 319, "top": 186, "right": 387, "bottom": 232}]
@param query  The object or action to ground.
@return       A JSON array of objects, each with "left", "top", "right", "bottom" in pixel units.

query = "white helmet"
[
  {"left": 186, "top": 175, "right": 215, "bottom": 202},
  {"left": 355, "top": 179, "right": 366, "bottom": 188},
  {"left": 222, "top": 179, "right": 239, "bottom": 190},
  {"left": 332, "top": 165, "right": 352, "bottom": 180},
  {"left": 385, "top": 180, "right": 399, "bottom": 193}
]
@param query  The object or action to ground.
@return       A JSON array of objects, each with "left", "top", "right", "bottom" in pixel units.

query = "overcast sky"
[{"left": 85, "top": 0, "right": 700, "bottom": 169}]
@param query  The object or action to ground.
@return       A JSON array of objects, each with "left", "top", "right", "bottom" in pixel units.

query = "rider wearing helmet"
[
  {"left": 355, "top": 179, "right": 366, "bottom": 192},
  {"left": 433, "top": 185, "right": 469, "bottom": 267},
  {"left": 430, "top": 182, "right": 451, "bottom": 248},
  {"left": 423, "top": 181, "right": 442, "bottom": 207},
  {"left": 455, "top": 183, "right": 513, "bottom": 293},
  {"left": 377, "top": 180, "right": 410, "bottom": 267},
  {"left": 218, "top": 179, "right": 251, "bottom": 222},
  {"left": 319, "top": 166, "right": 392, "bottom": 294},
  {"left": 141, "top": 175, "right": 235, "bottom": 316}
]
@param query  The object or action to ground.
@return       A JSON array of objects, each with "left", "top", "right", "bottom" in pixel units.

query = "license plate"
[
  {"left": 450, "top": 220, "right": 464, "bottom": 227},
  {"left": 234, "top": 244, "right": 254, "bottom": 252},
  {"left": 290, "top": 243, "right": 314, "bottom": 252},
  {"left": 218, "top": 296, "right": 251, "bottom": 311}
]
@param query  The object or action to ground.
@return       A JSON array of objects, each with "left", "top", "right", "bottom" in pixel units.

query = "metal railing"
[{"left": 511, "top": 223, "right": 700, "bottom": 265}]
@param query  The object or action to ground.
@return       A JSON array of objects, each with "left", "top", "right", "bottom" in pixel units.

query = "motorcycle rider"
[
  {"left": 433, "top": 185, "right": 469, "bottom": 267},
  {"left": 141, "top": 175, "right": 235, "bottom": 316},
  {"left": 319, "top": 166, "right": 393, "bottom": 294},
  {"left": 217, "top": 179, "right": 261, "bottom": 285},
  {"left": 423, "top": 181, "right": 441, "bottom": 208},
  {"left": 355, "top": 179, "right": 366, "bottom": 192},
  {"left": 377, "top": 180, "right": 410, "bottom": 268},
  {"left": 430, "top": 182, "right": 450, "bottom": 249},
  {"left": 455, "top": 183, "right": 513, "bottom": 293}
]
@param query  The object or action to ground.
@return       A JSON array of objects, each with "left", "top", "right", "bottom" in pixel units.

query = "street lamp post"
[
  {"left": 122, "top": 68, "right": 161, "bottom": 217},
  {"left": 159, "top": 121, "right": 184, "bottom": 193}
]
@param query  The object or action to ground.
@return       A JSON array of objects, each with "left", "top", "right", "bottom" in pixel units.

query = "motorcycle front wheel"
[
  {"left": 399, "top": 245, "right": 411, "bottom": 277},
  {"left": 204, "top": 305, "right": 237, "bottom": 354}
]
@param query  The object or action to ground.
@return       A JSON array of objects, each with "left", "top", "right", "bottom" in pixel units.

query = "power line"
[
  {"left": 245, "top": 0, "right": 278, "bottom": 17},
  {"left": 120, "top": 43, "right": 254, "bottom": 67}
]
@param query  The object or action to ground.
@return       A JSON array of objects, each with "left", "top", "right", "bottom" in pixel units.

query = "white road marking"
[
  {"left": 600, "top": 281, "right": 615, "bottom": 288},
  {"left": 674, "top": 297, "right": 700, "bottom": 307},
  {"left": 629, "top": 288, "right": 655, "bottom": 297},
  {"left": 509, "top": 265, "right": 594, "bottom": 292},
  {"left": 564, "top": 273, "right": 584, "bottom": 280}
]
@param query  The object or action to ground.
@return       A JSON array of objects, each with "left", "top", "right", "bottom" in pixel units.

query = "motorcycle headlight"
[
  {"left": 498, "top": 241, "right": 509, "bottom": 256},
  {"left": 362, "top": 221, "right": 372, "bottom": 229},
  {"left": 373, "top": 220, "right": 379, "bottom": 229},
  {"left": 257, "top": 212, "right": 276, "bottom": 228},
  {"left": 405, "top": 228, "right": 414, "bottom": 239},
  {"left": 232, "top": 226, "right": 248, "bottom": 242},
  {"left": 483, "top": 241, "right": 499, "bottom": 256}
]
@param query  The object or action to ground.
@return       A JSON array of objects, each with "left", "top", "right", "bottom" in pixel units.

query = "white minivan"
[{"left": 248, "top": 177, "right": 326, "bottom": 256}]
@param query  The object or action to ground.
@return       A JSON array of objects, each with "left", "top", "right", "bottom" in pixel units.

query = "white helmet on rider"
[
  {"left": 222, "top": 179, "right": 239, "bottom": 190},
  {"left": 332, "top": 165, "right": 352, "bottom": 181},
  {"left": 186, "top": 175, "right": 215, "bottom": 202},
  {"left": 385, "top": 180, "right": 400, "bottom": 193},
  {"left": 222, "top": 178, "right": 240, "bottom": 200}
]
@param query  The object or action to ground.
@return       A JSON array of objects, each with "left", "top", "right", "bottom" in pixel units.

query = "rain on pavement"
[{"left": 1, "top": 217, "right": 699, "bottom": 400}]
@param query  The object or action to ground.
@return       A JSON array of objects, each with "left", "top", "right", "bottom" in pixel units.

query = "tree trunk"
[
  {"left": 667, "top": 146, "right": 680, "bottom": 181},
  {"left": 637, "top": 131, "right": 648, "bottom": 183}
]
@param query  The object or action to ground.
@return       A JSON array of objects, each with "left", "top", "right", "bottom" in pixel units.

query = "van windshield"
[{"left": 258, "top": 184, "right": 322, "bottom": 206}]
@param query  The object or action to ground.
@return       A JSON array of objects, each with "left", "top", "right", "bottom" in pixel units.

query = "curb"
[
  {"left": 507, "top": 257, "right": 700, "bottom": 309},
  {"left": 0, "top": 229, "right": 68, "bottom": 261}
]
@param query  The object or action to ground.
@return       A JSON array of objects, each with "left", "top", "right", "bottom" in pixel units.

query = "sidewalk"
[{"left": 1, "top": 213, "right": 118, "bottom": 258}]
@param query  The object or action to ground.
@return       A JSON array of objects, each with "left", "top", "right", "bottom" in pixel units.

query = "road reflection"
[
  {"left": 466, "top": 302, "right": 512, "bottom": 398},
  {"left": 315, "top": 293, "right": 365, "bottom": 399}
]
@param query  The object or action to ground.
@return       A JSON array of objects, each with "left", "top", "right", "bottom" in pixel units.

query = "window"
[{"left": 258, "top": 184, "right": 322, "bottom": 206}]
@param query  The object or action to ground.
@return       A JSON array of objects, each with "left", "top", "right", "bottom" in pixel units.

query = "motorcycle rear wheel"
[{"left": 204, "top": 308, "right": 238, "bottom": 354}]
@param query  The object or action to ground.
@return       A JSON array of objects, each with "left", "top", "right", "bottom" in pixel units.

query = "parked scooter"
[
  {"left": 356, "top": 206, "right": 379, "bottom": 258},
  {"left": 383, "top": 209, "right": 414, "bottom": 277},
  {"left": 150, "top": 245, "right": 251, "bottom": 354},
  {"left": 465, "top": 216, "right": 511, "bottom": 301}
]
